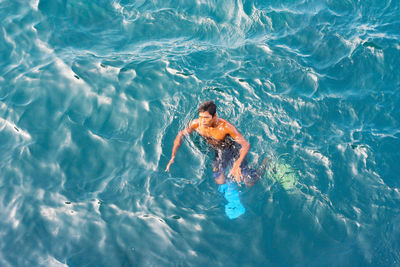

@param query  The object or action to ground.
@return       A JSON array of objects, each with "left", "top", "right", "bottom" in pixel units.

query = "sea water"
[{"left": 1, "top": 0, "right": 400, "bottom": 266}]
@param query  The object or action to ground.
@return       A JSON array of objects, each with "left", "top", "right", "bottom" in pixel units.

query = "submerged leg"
[
  {"left": 243, "top": 171, "right": 260, "bottom": 187},
  {"left": 214, "top": 172, "right": 226, "bottom": 184},
  {"left": 213, "top": 160, "right": 245, "bottom": 219},
  {"left": 257, "top": 157, "right": 271, "bottom": 177},
  {"left": 218, "top": 179, "right": 246, "bottom": 219},
  {"left": 242, "top": 157, "right": 270, "bottom": 187}
]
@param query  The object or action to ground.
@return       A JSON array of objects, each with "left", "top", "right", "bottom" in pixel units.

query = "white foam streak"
[
  {"left": 97, "top": 95, "right": 112, "bottom": 105},
  {"left": 9, "top": 203, "right": 20, "bottom": 229},
  {"left": 99, "top": 64, "right": 120, "bottom": 77},
  {"left": 30, "top": 0, "right": 39, "bottom": 11},
  {"left": 308, "top": 72, "right": 318, "bottom": 83},
  {"left": 258, "top": 44, "right": 273, "bottom": 54},
  {"left": 0, "top": 117, "right": 32, "bottom": 141},
  {"left": 34, "top": 39, "right": 112, "bottom": 108},
  {"left": 35, "top": 39, "right": 85, "bottom": 85},
  {"left": 303, "top": 147, "right": 333, "bottom": 179},
  {"left": 353, "top": 145, "right": 369, "bottom": 167},
  {"left": 234, "top": 0, "right": 251, "bottom": 27},
  {"left": 108, "top": 203, "right": 175, "bottom": 246},
  {"left": 340, "top": 34, "right": 363, "bottom": 57},
  {"left": 39, "top": 256, "right": 68, "bottom": 267},
  {"left": 2, "top": 27, "right": 16, "bottom": 51},
  {"left": 371, "top": 129, "right": 400, "bottom": 138},
  {"left": 164, "top": 60, "right": 199, "bottom": 81},
  {"left": 88, "top": 130, "right": 106, "bottom": 143},
  {"left": 40, "top": 193, "right": 106, "bottom": 241}
]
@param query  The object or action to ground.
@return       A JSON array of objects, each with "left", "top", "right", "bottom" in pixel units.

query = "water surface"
[{"left": 1, "top": 0, "right": 400, "bottom": 266}]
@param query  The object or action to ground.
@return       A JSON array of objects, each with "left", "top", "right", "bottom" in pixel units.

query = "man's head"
[
  {"left": 198, "top": 100, "right": 217, "bottom": 127},
  {"left": 198, "top": 100, "right": 217, "bottom": 116}
]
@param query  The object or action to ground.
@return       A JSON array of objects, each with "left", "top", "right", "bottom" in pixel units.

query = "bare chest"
[{"left": 196, "top": 127, "right": 227, "bottom": 144}]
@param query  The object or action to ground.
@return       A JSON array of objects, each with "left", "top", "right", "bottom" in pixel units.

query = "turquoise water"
[{"left": 1, "top": 0, "right": 400, "bottom": 266}]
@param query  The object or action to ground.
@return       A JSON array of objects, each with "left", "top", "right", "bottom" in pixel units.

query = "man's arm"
[
  {"left": 226, "top": 123, "right": 250, "bottom": 183},
  {"left": 165, "top": 120, "right": 198, "bottom": 172}
]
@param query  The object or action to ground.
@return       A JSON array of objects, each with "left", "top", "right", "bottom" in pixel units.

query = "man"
[{"left": 165, "top": 100, "right": 260, "bottom": 187}]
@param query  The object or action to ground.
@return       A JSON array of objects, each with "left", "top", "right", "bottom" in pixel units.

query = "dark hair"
[{"left": 198, "top": 100, "right": 217, "bottom": 116}]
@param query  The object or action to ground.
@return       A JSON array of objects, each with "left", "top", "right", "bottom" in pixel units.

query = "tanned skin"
[{"left": 165, "top": 111, "right": 250, "bottom": 185}]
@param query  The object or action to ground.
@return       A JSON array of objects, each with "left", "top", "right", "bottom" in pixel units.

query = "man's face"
[{"left": 199, "top": 111, "right": 215, "bottom": 127}]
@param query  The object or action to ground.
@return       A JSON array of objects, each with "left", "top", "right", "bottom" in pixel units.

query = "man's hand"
[
  {"left": 228, "top": 163, "right": 242, "bottom": 184},
  {"left": 165, "top": 157, "right": 175, "bottom": 172}
]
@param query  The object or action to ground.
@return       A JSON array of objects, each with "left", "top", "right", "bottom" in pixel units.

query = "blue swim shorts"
[{"left": 212, "top": 143, "right": 258, "bottom": 184}]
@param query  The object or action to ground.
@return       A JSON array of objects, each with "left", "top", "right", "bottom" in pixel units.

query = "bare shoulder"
[
  {"left": 218, "top": 118, "right": 242, "bottom": 138},
  {"left": 189, "top": 119, "right": 199, "bottom": 129},
  {"left": 218, "top": 118, "right": 236, "bottom": 130},
  {"left": 180, "top": 119, "right": 199, "bottom": 136},
  {"left": 185, "top": 119, "right": 199, "bottom": 133}
]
